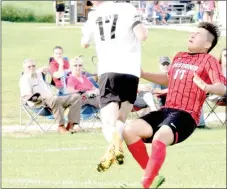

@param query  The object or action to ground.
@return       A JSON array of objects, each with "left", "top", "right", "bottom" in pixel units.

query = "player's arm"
[
  {"left": 133, "top": 23, "right": 148, "bottom": 41},
  {"left": 193, "top": 57, "right": 226, "bottom": 96},
  {"left": 81, "top": 12, "right": 95, "bottom": 48},
  {"left": 193, "top": 73, "right": 226, "bottom": 96},
  {"left": 141, "top": 69, "right": 168, "bottom": 86},
  {"left": 129, "top": 5, "right": 148, "bottom": 41}
]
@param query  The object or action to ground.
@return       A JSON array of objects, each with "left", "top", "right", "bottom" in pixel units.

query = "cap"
[{"left": 159, "top": 56, "right": 171, "bottom": 64}]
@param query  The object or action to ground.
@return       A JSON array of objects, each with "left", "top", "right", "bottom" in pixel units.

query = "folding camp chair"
[
  {"left": 204, "top": 95, "right": 227, "bottom": 126},
  {"left": 50, "top": 64, "right": 101, "bottom": 131},
  {"left": 20, "top": 100, "right": 55, "bottom": 132},
  {"left": 19, "top": 73, "right": 56, "bottom": 132}
]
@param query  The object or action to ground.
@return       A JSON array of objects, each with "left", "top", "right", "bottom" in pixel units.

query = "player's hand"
[
  {"left": 41, "top": 66, "right": 50, "bottom": 74},
  {"left": 193, "top": 73, "right": 207, "bottom": 91}
]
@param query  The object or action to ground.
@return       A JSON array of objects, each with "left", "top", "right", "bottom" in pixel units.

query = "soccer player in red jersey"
[{"left": 122, "top": 22, "right": 226, "bottom": 188}]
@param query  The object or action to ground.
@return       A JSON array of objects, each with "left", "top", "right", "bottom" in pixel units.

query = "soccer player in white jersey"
[{"left": 81, "top": 1, "right": 148, "bottom": 172}]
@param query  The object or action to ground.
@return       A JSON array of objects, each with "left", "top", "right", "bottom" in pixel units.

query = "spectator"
[
  {"left": 53, "top": 0, "right": 65, "bottom": 26},
  {"left": 195, "top": 1, "right": 204, "bottom": 23},
  {"left": 219, "top": 48, "right": 226, "bottom": 77},
  {"left": 20, "top": 59, "right": 82, "bottom": 133},
  {"left": 207, "top": 48, "right": 227, "bottom": 103},
  {"left": 135, "top": 56, "right": 170, "bottom": 111},
  {"left": 202, "top": 0, "right": 216, "bottom": 23},
  {"left": 66, "top": 56, "right": 100, "bottom": 108},
  {"left": 153, "top": 1, "right": 171, "bottom": 25},
  {"left": 49, "top": 46, "right": 69, "bottom": 89}
]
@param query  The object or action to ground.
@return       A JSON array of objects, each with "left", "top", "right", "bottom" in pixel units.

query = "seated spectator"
[
  {"left": 135, "top": 56, "right": 170, "bottom": 111},
  {"left": 153, "top": 1, "right": 171, "bottom": 25},
  {"left": 20, "top": 58, "right": 81, "bottom": 134},
  {"left": 49, "top": 46, "right": 69, "bottom": 89},
  {"left": 66, "top": 56, "right": 100, "bottom": 108},
  {"left": 207, "top": 48, "right": 226, "bottom": 103}
]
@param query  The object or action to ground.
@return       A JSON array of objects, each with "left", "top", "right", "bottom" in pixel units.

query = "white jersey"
[{"left": 81, "top": 2, "right": 142, "bottom": 77}]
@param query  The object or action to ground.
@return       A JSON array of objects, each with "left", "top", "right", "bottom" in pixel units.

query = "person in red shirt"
[
  {"left": 66, "top": 56, "right": 100, "bottom": 108},
  {"left": 122, "top": 22, "right": 226, "bottom": 188},
  {"left": 49, "top": 46, "right": 69, "bottom": 89}
]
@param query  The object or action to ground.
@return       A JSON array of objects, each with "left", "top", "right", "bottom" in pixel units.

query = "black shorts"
[
  {"left": 140, "top": 108, "right": 196, "bottom": 145},
  {"left": 98, "top": 72, "right": 139, "bottom": 109},
  {"left": 56, "top": 4, "right": 65, "bottom": 12}
]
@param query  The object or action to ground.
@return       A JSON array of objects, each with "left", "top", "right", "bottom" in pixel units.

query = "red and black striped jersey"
[{"left": 165, "top": 52, "right": 226, "bottom": 124}]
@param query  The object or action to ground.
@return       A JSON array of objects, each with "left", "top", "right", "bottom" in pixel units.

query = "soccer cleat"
[
  {"left": 151, "top": 175, "right": 165, "bottom": 188},
  {"left": 112, "top": 132, "right": 125, "bottom": 165},
  {"left": 114, "top": 149, "right": 124, "bottom": 165},
  {"left": 97, "top": 144, "right": 115, "bottom": 172}
]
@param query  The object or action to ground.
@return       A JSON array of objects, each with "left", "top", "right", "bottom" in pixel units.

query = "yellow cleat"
[
  {"left": 114, "top": 149, "right": 124, "bottom": 165},
  {"left": 97, "top": 144, "right": 115, "bottom": 172}
]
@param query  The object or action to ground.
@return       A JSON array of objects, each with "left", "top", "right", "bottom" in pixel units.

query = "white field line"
[
  {"left": 3, "top": 142, "right": 226, "bottom": 154},
  {"left": 3, "top": 146, "right": 106, "bottom": 153},
  {"left": 2, "top": 178, "right": 225, "bottom": 188},
  {"left": 2, "top": 178, "right": 138, "bottom": 187}
]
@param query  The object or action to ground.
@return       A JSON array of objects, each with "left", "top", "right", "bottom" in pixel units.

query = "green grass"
[
  {"left": 2, "top": 22, "right": 226, "bottom": 125},
  {"left": 2, "top": 1, "right": 54, "bottom": 16},
  {"left": 2, "top": 127, "right": 226, "bottom": 188}
]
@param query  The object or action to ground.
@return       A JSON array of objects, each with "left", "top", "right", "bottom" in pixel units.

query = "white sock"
[{"left": 116, "top": 120, "right": 125, "bottom": 140}]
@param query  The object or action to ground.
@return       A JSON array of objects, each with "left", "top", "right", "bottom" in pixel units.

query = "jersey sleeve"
[
  {"left": 206, "top": 56, "right": 226, "bottom": 85},
  {"left": 126, "top": 4, "right": 142, "bottom": 29},
  {"left": 81, "top": 11, "right": 96, "bottom": 45}
]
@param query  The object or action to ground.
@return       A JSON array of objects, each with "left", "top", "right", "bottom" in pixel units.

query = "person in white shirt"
[
  {"left": 81, "top": 1, "right": 148, "bottom": 172},
  {"left": 20, "top": 58, "right": 82, "bottom": 134}
]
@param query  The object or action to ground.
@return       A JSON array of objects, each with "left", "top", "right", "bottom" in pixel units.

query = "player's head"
[
  {"left": 53, "top": 46, "right": 63, "bottom": 60},
  {"left": 23, "top": 58, "right": 36, "bottom": 74},
  {"left": 188, "top": 22, "right": 220, "bottom": 53},
  {"left": 70, "top": 56, "right": 83, "bottom": 74},
  {"left": 159, "top": 56, "right": 170, "bottom": 73}
]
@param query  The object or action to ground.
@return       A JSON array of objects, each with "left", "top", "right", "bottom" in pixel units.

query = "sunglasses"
[
  {"left": 161, "top": 62, "right": 170, "bottom": 66},
  {"left": 73, "top": 64, "right": 83, "bottom": 67},
  {"left": 28, "top": 65, "right": 36, "bottom": 68}
]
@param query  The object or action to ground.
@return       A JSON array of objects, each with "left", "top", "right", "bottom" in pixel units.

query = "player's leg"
[
  {"left": 97, "top": 73, "right": 122, "bottom": 172},
  {"left": 59, "top": 12, "right": 64, "bottom": 26},
  {"left": 56, "top": 12, "right": 60, "bottom": 26},
  {"left": 123, "top": 110, "right": 164, "bottom": 170},
  {"left": 114, "top": 101, "right": 133, "bottom": 164},
  {"left": 142, "top": 109, "right": 197, "bottom": 188},
  {"left": 114, "top": 74, "right": 140, "bottom": 164}
]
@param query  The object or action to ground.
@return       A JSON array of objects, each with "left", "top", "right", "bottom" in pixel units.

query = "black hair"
[
  {"left": 198, "top": 22, "right": 221, "bottom": 53},
  {"left": 53, "top": 46, "right": 63, "bottom": 52}
]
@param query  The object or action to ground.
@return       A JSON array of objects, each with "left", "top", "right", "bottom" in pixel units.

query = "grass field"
[
  {"left": 2, "top": 19, "right": 226, "bottom": 188},
  {"left": 2, "top": 127, "right": 226, "bottom": 188},
  {"left": 2, "top": 22, "right": 226, "bottom": 125},
  {"left": 2, "top": 1, "right": 53, "bottom": 16}
]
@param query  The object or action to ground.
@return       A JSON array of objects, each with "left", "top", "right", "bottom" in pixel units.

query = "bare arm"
[
  {"left": 193, "top": 73, "right": 226, "bottom": 96},
  {"left": 141, "top": 70, "right": 169, "bottom": 86},
  {"left": 205, "top": 83, "right": 226, "bottom": 96},
  {"left": 53, "top": 59, "right": 65, "bottom": 78},
  {"left": 133, "top": 23, "right": 148, "bottom": 41}
]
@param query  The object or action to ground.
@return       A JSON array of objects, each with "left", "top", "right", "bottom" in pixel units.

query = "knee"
[
  {"left": 153, "top": 125, "right": 174, "bottom": 145},
  {"left": 123, "top": 121, "right": 138, "bottom": 140}
]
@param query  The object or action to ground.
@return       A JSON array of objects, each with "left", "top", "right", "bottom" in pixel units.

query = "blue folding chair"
[{"left": 19, "top": 73, "right": 56, "bottom": 133}]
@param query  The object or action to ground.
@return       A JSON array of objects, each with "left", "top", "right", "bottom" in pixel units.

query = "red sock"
[
  {"left": 142, "top": 140, "right": 166, "bottom": 188},
  {"left": 127, "top": 139, "right": 149, "bottom": 170}
]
